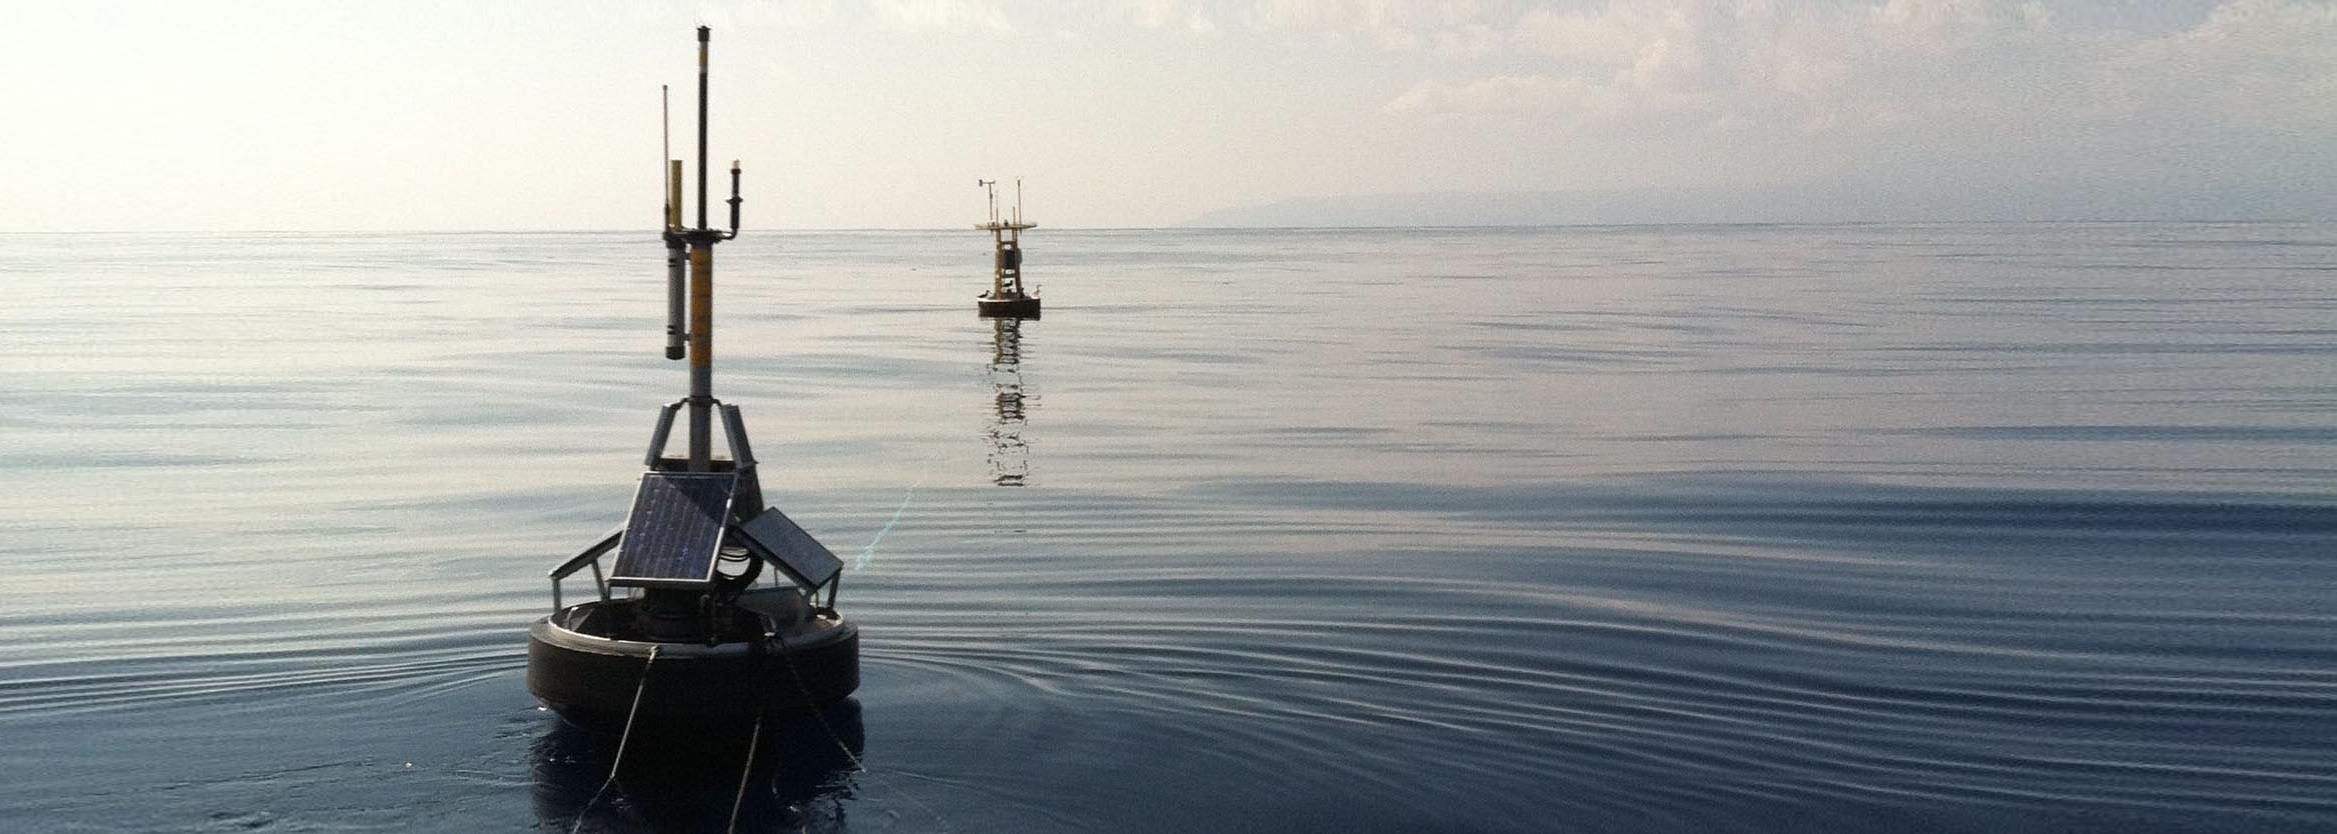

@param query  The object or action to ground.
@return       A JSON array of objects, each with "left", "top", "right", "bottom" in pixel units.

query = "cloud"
[
  {"left": 727, "top": 0, "right": 845, "bottom": 27},
  {"left": 1127, "top": 0, "right": 1221, "bottom": 33},
  {"left": 1247, "top": 0, "right": 1520, "bottom": 51},
  {"left": 866, "top": 0, "right": 1233, "bottom": 36},
  {"left": 869, "top": 0, "right": 1016, "bottom": 31},
  {"left": 1385, "top": 74, "right": 1609, "bottom": 115},
  {"left": 1378, "top": 0, "right": 2337, "bottom": 145},
  {"left": 2136, "top": 0, "right": 2337, "bottom": 129}
]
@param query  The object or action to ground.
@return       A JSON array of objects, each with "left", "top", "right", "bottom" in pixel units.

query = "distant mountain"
[{"left": 1184, "top": 181, "right": 2337, "bottom": 227}]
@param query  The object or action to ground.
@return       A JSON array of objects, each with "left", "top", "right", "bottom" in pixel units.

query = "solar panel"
[
  {"left": 736, "top": 507, "right": 842, "bottom": 591},
  {"left": 607, "top": 472, "right": 738, "bottom": 588}
]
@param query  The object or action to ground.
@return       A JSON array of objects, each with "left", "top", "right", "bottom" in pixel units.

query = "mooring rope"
[
  {"left": 772, "top": 628, "right": 957, "bottom": 834},
  {"left": 724, "top": 709, "right": 765, "bottom": 834},
  {"left": 855, "top": 465, "right": 932, "bottom": 570},
  {"left": 569, "top": 644, "right": 660, "bottom": 834}
]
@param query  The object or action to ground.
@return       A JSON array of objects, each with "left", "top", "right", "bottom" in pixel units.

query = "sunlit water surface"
[{"left": 1, "top": 224, "right": 2333, "bottom": 832}]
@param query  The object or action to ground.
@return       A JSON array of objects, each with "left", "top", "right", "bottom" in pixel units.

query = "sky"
[{"left": 1, "top": 0, "right": 2331, "bottom": 230}]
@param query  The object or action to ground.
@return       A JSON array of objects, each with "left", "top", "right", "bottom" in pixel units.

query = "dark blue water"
[{"left": 1, "top": 224, "right": 2332, "bottom": 832}]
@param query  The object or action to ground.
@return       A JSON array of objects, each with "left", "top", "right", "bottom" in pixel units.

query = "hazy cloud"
[
  {"left": 1379, "top": 0, "right": 2337, "bottom": 143},
  {"left": 1248, "top": 0, "right": 1517, "bottom": 49},
  {"left": 1386, "top": 74, "right": 1603, "bottom": 115},
  {"left": 869, "top": 0, "right": 1016, "bottom": 31},
  {"left": 1127, "top": 0, "right": 1222, "bottom": 32},
  {"left": 2, "top": 0, "right": 2326, "bottom": 230}
]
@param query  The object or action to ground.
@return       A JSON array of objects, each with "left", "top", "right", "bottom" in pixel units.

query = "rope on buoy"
[
  {"left": 724, "top": 709, "right": 765, "bottom": 834},
  {"left": 772, "top": 628, "right": 956, "bottom": 834},
  {"left": 570, "top": 644, "right": 660, "bottom": 834}
]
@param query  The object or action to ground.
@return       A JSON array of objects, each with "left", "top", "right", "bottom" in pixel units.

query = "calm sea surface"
[{"left": 1, "top": 224, "right": 2333, "bottom": 832}]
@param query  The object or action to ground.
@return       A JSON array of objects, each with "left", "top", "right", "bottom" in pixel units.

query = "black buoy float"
[
  {"left": 974, "top": 178, "right": 1041, "bottom": 319},
  {"left": 527, "top": 26, "right": 858, "bottom": 734}
]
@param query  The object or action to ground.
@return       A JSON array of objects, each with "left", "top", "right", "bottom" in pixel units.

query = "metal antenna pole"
[
  {"left": 696, "top": 26, "right": 711, "bottom": 231},
  {"left": 727, "top": 160, "right": 741, "bottom": 235},
  {"left": 664, "top": 87, "right": 686, "bottom": 362},
  {"left": 686, "top": 25, "right": 715, "bottom": 471},
  {"left": 661, "top": 85, "right": 670, "bottom": 190}
]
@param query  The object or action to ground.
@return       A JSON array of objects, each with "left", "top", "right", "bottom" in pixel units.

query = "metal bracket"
[
  {"left": 643, "top": 401, "right": 685, "bottom": 467},
  {"left": 718, "top": 403, "right": 757, "bottom": 469},
  {"left": 549, "top": 524, "right": 625, "bottom": 612}
]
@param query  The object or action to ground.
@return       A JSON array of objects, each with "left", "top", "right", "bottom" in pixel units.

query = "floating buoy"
[
  {"left": 974, "top": 178, "right": 1042, "bottom": 319},
  {"left": 527, "top": 26, "right": 859, "bottom": 734}
]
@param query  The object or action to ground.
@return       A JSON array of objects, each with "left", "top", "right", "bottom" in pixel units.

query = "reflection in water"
[
  {"left": 986, "top": 317, "right": 1032, "bottom": 487},
  {"left": 531, "top": 700, "right": 865, "bottom": 833}
]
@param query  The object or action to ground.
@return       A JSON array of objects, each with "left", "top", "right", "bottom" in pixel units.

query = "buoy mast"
[{"left": 662, "top": 25, "right": 742, "bottom": 472}]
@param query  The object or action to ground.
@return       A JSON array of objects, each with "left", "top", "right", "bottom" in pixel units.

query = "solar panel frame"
[{"left": 607, "top": 471, "right": 738, "bottom": 589}]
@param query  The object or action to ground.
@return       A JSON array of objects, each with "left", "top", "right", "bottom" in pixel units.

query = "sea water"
[{"left": 0, "top": 224, "right": 2332, "bottom": 832}]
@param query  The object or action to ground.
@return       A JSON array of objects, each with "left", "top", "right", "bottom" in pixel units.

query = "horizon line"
[{"left": 3, "top": 218, "right": 2329, "bottom": 235}]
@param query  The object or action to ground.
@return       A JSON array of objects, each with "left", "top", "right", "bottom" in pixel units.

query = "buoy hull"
[
  {"left": 526, "top": 611, "right": 859, "bottom": 733},
  {"left": 977, "top": 294, "right": 1041, "bottom": 319}
]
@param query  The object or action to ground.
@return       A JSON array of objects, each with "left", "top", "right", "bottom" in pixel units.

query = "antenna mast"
[
  {"left": 662, "top": 25, "right": 742, "bottom": 472},
  {"left": 663, "top": 86, "right": 685, "bottom": 362}
]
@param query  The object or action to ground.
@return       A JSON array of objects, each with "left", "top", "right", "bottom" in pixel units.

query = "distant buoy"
[{"left": 975, "top": 178, "right": 1041, "bottom": 319}]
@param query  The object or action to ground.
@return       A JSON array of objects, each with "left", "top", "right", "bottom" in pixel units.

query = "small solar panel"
[
  {"left": 608, "top": 472, "right": 738, "bottom": 588},
  {"left": 736, "top": 507, "right": 842, "bottom": 591}
]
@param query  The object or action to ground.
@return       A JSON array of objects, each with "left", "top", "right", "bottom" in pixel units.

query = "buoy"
[
  {"left": 974, "top": 178, "right": 1042, "bottom": 319},
  {"left": 527, "top": 26, "right": 859, "bottom": 734}
]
